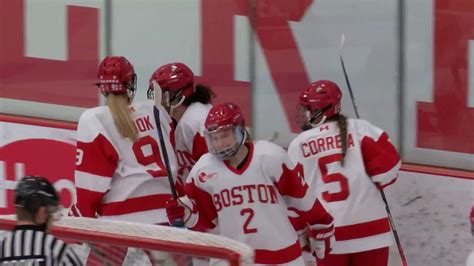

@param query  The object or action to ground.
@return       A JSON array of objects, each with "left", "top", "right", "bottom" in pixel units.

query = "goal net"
[{"left": 0, "top": 216, "right": 254, "bottom": 266}]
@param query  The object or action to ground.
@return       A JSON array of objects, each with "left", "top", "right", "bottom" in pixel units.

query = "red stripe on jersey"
[
  {"left": 335, "top": 217, "right": 391, "bottom": 241},
  {"left": 76, "top": 134, "right": 118, "bottom": 177},
  {"left": 75, "top": 187, "right": 105, "bottom": 217},
  {"left": 276, "top": 163, "right": 307, "bottom": 198},
  {"left": 300, "top": 199, "right": 334, "bottom": 227},
  {"left": 99, "top": 194, "right": 172, "bottom": 216},
  {"left": 288, "top": 212, "right": 307, "bottom": 231},
  {"left": 192, "top": 133, "right": 208, "bottom": 162},
  {"left": 288, "top": 200, "right": 333, "bottom": 238},
  {"left": 361, "top": 132, "right": 400, "bottom": 177},
  {"left": 184, "top": 179, "right": 217, "bottom": 231},
  {"left": 175, "top": 178, "right": 185, "bottom": 197},
  {"left": 254, "top": 241, "right": 302, "bottom": 264}
]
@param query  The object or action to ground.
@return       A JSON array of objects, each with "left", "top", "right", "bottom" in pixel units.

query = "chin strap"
[
  {"left": 311, "top": 115, "right": 327, "bottom": 128},
  {"left": 305, "top": 109, "right": 327, "bottom": 128},
  {"left": 169, "top": 96, "right": 186, "bottom": 117}
]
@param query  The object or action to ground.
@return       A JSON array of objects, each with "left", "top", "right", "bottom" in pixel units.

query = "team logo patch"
[{"left": 198, "top": 172, "right": 217, "bottom": 183}]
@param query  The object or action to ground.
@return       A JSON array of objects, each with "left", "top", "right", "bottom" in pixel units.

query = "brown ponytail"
[
  {"left": 182, "top": 83, "right": 215, "bottom": 106},
  {"left": 336, "top": 114, "right": 348, "bottom": 165},
  {"left": 106, "top": 94, "right": 139, "bottom": 142}
]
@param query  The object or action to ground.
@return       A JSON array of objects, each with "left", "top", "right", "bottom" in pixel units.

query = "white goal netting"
[{"left": 0, "top": 216, "right": 254, "bottom": 266}]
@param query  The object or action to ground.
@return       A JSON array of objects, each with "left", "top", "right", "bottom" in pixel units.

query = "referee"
[{"left": 0, "top": 175, "right": 83, "bottom": 265}]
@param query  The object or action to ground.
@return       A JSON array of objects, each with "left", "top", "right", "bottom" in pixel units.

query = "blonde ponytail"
[{"left": 106, "top": 94, "right": 139, "bottom": 142}]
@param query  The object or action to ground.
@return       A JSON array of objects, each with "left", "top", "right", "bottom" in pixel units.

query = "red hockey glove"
[
  {"left": 165, "top": 198, "right": 185, "bottom": 225},
  {"left": 308, "top": 222, "right": 334, "bottom": 260}
]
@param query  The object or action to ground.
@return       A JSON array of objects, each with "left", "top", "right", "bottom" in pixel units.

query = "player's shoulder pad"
[
  {"left": 187, "top": 152, "right": 219, "bottom": 182},
  {"left": 133, "top": 100, "right": 162, "bottom": 113},
  {"left": 133, "top": 99, "right": 154, "bottom": 108},
  {"left": 288, "top": 135, "right": 301, "bottom": 156},
  {"left": 350, "top": 118, "right": 384, "bottom": 139},
  {"left": 180, "top": 103, "right": 212, "bottom": 129},
  {"left": 288, "top": 130, "right": 311, "bottom": 149},
  {"left": 79, "top": 106, "right": 107, "bottom": 122},
  {"left": 193, "top": 152, "right": 218, "bottom": 168},
  {"left": 77, "top": 106, "right": 109, "bottom": 141},
  {"left": 136, "top": 100, "right": 172, "bottom": 124},
  {"left": 254, "top": 140, "right": 287, "bottom": 159}
]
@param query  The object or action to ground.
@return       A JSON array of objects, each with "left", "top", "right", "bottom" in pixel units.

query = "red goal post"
[{"left": 0, "top": 216, "right": 254, "bottom": 265}]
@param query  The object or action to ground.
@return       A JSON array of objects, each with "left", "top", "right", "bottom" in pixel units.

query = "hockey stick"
[
  {"left": 153, "top": 106, "right": 185, "bottom": 227},
  {"left": 339, "top": 33, "right": 408, "bottom": 266},
  {"left": 339, "top": 34, "right": 360, "bottom": 118}
]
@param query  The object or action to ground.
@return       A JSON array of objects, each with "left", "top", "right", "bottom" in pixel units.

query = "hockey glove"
[
  {"left": 308, "top": 221, "right": 334, "bottom": 260},
  {"left": 165, "top": 198, "right": 185, "bottom": 225}
]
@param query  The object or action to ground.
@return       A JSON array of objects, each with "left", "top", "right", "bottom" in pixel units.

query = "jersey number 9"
[{"left": 132, "top": 135, "right": 167, "bottom": 177}]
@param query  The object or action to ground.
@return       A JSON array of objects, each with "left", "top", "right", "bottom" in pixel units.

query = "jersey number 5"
[
  {"left": 318, "top": 153, "right": 349, "bottom": 202},
  {"left": 132, "top": 135, "right": 167, "bottom": 177}
]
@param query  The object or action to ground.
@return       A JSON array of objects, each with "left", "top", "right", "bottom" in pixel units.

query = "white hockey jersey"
[
  {"left": 73, "top": 101, "right": 178, "bottom": 224},
  {"left": 174, "top": 102, "right": 212, "bottom": 193},
  {"left": 288, "top": 118, "right": 401, "bottom": 254},
  {"left": 184, "top": 141, "right": 333, "bottom": 265}
]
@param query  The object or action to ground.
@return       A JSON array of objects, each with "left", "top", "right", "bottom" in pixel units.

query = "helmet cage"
[
  {"left": 204, "top": 125, "right": 247, "bottom": 160},
  {"left": 147, "top": 82, "right": 192, "bottom": 112},
  {"left": 296, "top": 104, "right": 332, "bottom": 129},
  {"left": 127, "top": 73, "right": 137, "bottom": 101}
]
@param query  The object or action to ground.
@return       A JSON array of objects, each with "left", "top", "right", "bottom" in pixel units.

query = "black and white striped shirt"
[{"left": 0, "top": 225, "right": 82, "bottom": 265}]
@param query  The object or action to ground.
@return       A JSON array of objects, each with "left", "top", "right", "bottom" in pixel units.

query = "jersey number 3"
[
  {"left": 318, "top": 153, "right": 349, "bottom": 202},
  {"left": 132, "top": 135, "right": 167, "bottom": 177}
]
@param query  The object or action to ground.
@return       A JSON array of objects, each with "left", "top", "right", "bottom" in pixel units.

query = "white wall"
[{"left": 1, "top": 0, "right": 473, "bottom": 169}]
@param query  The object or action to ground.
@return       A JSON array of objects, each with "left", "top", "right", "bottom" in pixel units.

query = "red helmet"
[
  {"left": 205, "top": 103, "right": 245, "bottom": 130},
  {"left": 204, "top": 103, "right": 246, "bottom": 160},
  {"left": 97, "top": 56, "right": 137, "bottom": 97},
  {"left": 297, "top": 80, "right": 342, "bottom": 128},
  {"left": 148, "top": 62, "right": 195, "bottom": 104}
]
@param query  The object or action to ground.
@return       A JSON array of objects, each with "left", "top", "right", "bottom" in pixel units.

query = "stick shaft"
[{"left": 339, "top": 34, "right": 407, "bottom": 266}]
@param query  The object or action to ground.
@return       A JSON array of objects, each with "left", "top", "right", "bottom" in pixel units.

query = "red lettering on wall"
[
  {"left": 0, "top": 139, "right": 76, "bottom": 214},
  {"left": 417, "top": 0, "right": 474, "bottom": 154},
  {"left": 0, "top": 1, "right": 99, "bottom": 107},
  {"left": 200, "top": 0, "right": 313, "bottom": 130}
]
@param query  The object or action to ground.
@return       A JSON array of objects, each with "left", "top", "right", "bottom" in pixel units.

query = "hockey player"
[
  {"left": 288, "top": 80, "right": 401, "bottom": 266},
  {"left": 166, "top": 102, "right": 335, "bottom": 265},
  {"left": 148, "top": 62, "right": 214, "bottom": 189},
  {"left": 69, "top": 56, "right": 178, "bottom": 264},
  {"left": 0, "top": 176, "right": 82, "bottom": 265},
  {"left": 148, "top": 61, "right": 215, "bottom": 266}
]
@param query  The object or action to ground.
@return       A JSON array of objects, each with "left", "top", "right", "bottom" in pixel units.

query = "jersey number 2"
[
  {"left": 318, "top": 153, "right": 349, "bottom": 202},
  {"left": 132, "top": 135, "right": 167, "bottom": 177},
  {"left": 240, "top": 208, "right": 257, "bottom": 234}
]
